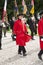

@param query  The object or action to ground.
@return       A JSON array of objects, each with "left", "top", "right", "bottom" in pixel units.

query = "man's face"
[
  {"left": 22, "top": 18, "right": 27, "bottom": 23},
  {"left": 42, "top": 14, "right": 43, "bottom": 16},
  {"left": 12, "top": 17, "right": 15, "bottom": 21},
  {"left": 41, "top": 14, "right": 43, "bottom": 18},
  {"left": 18, "top": 15, "right": 23, "bottom": 19}
]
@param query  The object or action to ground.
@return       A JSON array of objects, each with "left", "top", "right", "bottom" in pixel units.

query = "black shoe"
[
  {"left": 18, "top": 52, "right": 22, "bottom": 55},
  {"left": 12, "top": 38, "right": 16, "bottom": 41},
  {"left": 4, "top": 36, "right": 7, "bottom": 37},
  {"left": 38, "top": 54, "right": 42, "bottom": 60},
  {"left": 0, "top": 48, "right": 2, "bottom": 50},
  {"left": 23, "top": 53, "right": 27, "bottom": 56},
  {"left": 32, "top": 38, "right": 35, "bottom": 40}
]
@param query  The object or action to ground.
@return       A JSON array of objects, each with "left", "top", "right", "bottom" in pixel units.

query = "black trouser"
[
  {"left": 38, "top": 50, "right": 43, "bottom": 56},
  {"left": 0, "top": 38, "right": 1, "bottom": 48},
  {"left": 0, "top": 26, "right": 2, "bottom": 48},
  {"left": 0, "top": 35, "right": 2, "bottom": 49},
  {"left": 29, "top": 27, "right": 34, "bottom": 39},
  {"left": 30, "top": 29, "right": 34, "bottom": 39},
  {"left": 3, "top": 27, "right": 6, "bottom": 36},
  {"left": 31, "top": 29, "right": 37, "bottom": 37},
  {"left": 18, "top": 46, "right": 26, "bottom": 54},
  {"left": 34, "top": 28, "right": 37, "bottom": 35}
]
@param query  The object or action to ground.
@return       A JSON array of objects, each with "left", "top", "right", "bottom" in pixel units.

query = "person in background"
[
  {"left": 2, "top": 18, "right": 8, "bottom": 37},
  {"left": 13, "top": 13, "right": 31, "bottom": 56},
  {"left": 38, "top": 11, "right": 43, "bottom": 60},
  {"left": 9, "top": 16, "right": 16, "bottom": 41},
  {"left": 31, "top": 15, "right": 37, "bottom": 35},
  {"left": 0, "top": 20, "right": 3, "bottom": 50},
  {"left": 9, "top": 16, "right": 15, "bottom": 30},
  {"left": 27, "top": 14, "right": 36, "bottom": 40}
]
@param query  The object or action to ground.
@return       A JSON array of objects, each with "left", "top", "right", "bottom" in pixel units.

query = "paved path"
[{"left": 0, "top": 33, "right": 43, "bottom": 65}]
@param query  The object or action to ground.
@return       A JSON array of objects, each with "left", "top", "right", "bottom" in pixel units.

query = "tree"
[{"left": 0, "top": 0, "right": 43, "bottom": 19}]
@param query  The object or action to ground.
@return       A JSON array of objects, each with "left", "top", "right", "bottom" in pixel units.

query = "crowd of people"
[{"left": 0, "top": 11, "right": 43, "bottom": 60}]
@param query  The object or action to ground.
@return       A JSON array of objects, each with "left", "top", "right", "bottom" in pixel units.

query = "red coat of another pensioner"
[
  {"left": 13, "top": 19, "right": 31, "bottom": 46},
  {"left": 38, "top": 18, "right": 43, "bottom": 50}
]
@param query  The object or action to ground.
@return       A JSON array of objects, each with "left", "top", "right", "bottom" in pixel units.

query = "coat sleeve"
[
  {"left": 13, "top": 22, "right": 17, "bottom": 35},
  {"left": 38, "top": 20, "right": 43, "bottom": 36},
  {"left": 13, "top": 22, "right": 21, "bottom": 35}
]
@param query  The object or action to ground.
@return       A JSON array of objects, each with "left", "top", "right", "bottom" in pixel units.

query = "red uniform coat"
[
  {"left": 13, "top": 19, "right": 31, "bottom": 46},
  {"left": 38, "top": 18, "right": 43, "bottom": 50}
]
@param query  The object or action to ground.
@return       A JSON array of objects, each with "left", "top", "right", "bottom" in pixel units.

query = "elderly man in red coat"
[
  {"left": 38, "top": 11, "right": 43, "bottom": 60},
  {"left": 13, "top": 14, "right": 31, "bottom": 56}
]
